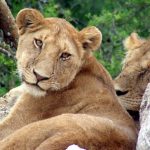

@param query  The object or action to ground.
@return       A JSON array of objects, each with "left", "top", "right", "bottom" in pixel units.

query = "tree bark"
[{"left": 0, "top": 0, "right": 18, "bottom": 49}]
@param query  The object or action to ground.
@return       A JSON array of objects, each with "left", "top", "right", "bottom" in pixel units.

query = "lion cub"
[{"left": 0, "top": 9, "right": 137, "bottom": 150}]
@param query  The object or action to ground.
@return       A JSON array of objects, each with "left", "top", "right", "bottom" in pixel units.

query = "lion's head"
[
  {"left": 114, "top": 32, "right": 150, "bottom": 111},
  {"left": 16, "top": 8, "right": 102, "bottom": 97}
]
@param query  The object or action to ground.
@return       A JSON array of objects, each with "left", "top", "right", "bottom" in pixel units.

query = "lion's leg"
[
  {"left": 0, "top": 93, "right": 42, "bottom": 140},
  {"left": 36, "top": 125, "right": 136, "bottom": 150},
  {"left": 0, "top": 114, "right": 136, "bottom": 150},
  {"left": 36, "top": 131, "right": 94, "bottom": 150}
]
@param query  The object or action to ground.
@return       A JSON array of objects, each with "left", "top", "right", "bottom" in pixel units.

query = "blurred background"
[{"left": 0, "top": 0, "right": 150, "bottom": 96}]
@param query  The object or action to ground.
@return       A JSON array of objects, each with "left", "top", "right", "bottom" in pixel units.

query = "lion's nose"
[{"left": 33, "top": 70, "right": 49, "bottom": 82}]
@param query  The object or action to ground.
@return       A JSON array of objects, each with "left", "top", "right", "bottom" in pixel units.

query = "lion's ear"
[
  {"left": 123, "top": 32, "right": 145, "bottom": 50},
  {"left": 16, "top": 8, "right": 44, "bottom": 35},
  {"left": 80, "top": 26, "right": 102, "bottom": 51}
]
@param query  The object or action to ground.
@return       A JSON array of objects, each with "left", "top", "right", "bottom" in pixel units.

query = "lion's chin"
[{"left": 22, "top": 82, "right": 47, "bottom": 97}]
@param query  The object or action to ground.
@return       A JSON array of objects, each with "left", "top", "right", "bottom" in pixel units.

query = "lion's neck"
[{"left": 79, "top": 55, "right": 115, "bottom": 92}]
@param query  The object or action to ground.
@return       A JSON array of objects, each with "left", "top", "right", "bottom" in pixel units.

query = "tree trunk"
[{"left": 0, "top": 0, "right": 18, "bottom": 49}]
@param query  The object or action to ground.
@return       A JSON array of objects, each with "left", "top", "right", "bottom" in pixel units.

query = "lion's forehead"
[
  {"left": 115, "top": 42, "right": 150, "bottom": 91},
  {"left": 38, "top": 18, "right": 79, "bottom": 39},
  {"left": 123, "top": 44, "right": 150, "bottom": 68}
]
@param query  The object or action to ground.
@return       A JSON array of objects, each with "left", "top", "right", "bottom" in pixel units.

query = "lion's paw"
[{"left": 66, "top": 144, "right": 86, "bottom": 150}]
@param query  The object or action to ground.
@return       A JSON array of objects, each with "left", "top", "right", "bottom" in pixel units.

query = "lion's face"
[
  {"left": 16, "top": 9, "right": 102, "bottom": 97},
  {"left": 114, "top": 33, "right": 150, "bottom": 111}
]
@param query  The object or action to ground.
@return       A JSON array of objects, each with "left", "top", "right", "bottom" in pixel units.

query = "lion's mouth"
[
  {"left": 23, "top": 80, "right": 46, "bottom": 91},
  {"left": 21, "top": 74, "right": 45, "bottom": 91},
  {"left": 21, "top": 80, "right": 47, "bottom": 97}
]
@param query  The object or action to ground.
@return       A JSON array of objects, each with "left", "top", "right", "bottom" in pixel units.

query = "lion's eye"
[
  {"left": 34, "top": 39, "right": 43, "bottom": 49},
  {"left": 60, "top": 52, "right": 71, "bottom": 61}
]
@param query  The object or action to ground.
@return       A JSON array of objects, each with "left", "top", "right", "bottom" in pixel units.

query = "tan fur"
[
  {"left": 0, "top": 9, "right": 137, "bottom": 150},
  {"left": 114, "top": 32, "right": 150, "bottom": 111}
]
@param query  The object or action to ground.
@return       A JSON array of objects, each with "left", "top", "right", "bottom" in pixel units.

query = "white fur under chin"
[{"left": 22, "top": 83, "right": 46, "bottom": 97}]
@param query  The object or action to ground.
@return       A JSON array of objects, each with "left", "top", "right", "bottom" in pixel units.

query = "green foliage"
[
  {"left": 1, "top": 0, "right": 150, "bottom": 95},
  {"left": 0, "top": 54, "right": 19, "bottom": 96},
  {"left": 42, "top": 0, "right": 58, "bottom": 17}
]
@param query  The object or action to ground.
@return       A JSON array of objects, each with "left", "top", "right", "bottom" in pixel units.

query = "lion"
[
  {"left": 114, "top": 32, "right": 150, "bottom": 113},
  {"left": 0, "top": 8, "right": 137, "bottom": 150}
]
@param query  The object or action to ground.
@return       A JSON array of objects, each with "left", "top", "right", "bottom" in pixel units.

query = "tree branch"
[
  {"left": 0, "top": 46, "right": 15, "bottom": 59},
  {"left": 0, "top": 0, "right": 18, "bottom": 49}
]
